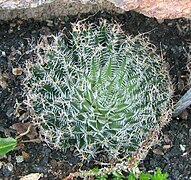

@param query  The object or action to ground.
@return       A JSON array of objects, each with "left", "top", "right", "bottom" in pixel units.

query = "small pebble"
[
  {"left": 10, "top": 23, "right": 16, "bottom": 28},
  {"left": 16, "top": 155, "right": 24, "bottom": 163},
  {"left": 8, "top": 29, "right": 13, "bottom": 34},
  {"left": 20, "top": 173, "right": 43, "bottom": 180},
  {"left": 173, "top": 170, "right": 180, "bottom": 179},
  {"left": 6, "top": 107, "right": 14, "bottom": 118},
  {"left": 17, "top": 20, "right": 23, "bottom": 25},
  {"left": 31, "top": 166, "right": 48, "bottom": 174},
  {"left": 2, "top": 163, "right": 13, "bottom": 177},
  {"left": 0, "top": 155, "right": 7, "bottom": 160},
  {"left": 180, "top": 144, "right": 186, "bottom": 152},
  {"left": 21, "top": 151, "right": 29, "bottom": 159},
  {"left": 189, "top": 129, "right": 191, "bottom": 137},
  {"left": 46, "top": 20, "right": 54, "bottom": 27},
  {"left": 12, "top": 68, "right": 23, "bottom": 75},
  {"left": 1, "top": 51, "right": 6, "bottom": 57},
  {"left": 50, "top": 159, "right": 57, "bottom": 169},
  {"left": 163, "top": 144, "right": 171, "bottom": 149},
  {"left": 156, "top": 19, "right": 164, "bottom": 24},
  {"left": 0, "top": 161, "right": 4, "bottom": 169},
  {"left": 7, "top": 155, "right": 12, "bottom": 162}
]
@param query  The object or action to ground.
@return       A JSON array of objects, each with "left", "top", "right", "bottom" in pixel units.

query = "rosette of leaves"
[{"left": 25, "top": 21, "right": 171, "bottom": 160}]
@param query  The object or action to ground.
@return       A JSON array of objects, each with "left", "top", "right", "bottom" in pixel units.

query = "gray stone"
[
  {"left": 0, "top": 0, "right": 123, "bottom": 21},
  {"left": 2, "top": 163, "right": 13, "bottom": 177}
]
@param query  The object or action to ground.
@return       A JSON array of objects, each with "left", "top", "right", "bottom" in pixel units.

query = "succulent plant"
[{"left": 25, "top": 21, "right": 171, "bottom": 160}]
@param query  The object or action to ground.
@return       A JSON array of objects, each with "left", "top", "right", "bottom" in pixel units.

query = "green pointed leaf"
[
  {"left": 98, "top": 108, "right": 110, "bottom": 115},
  {"left": 0, "top": 137, "right": 17, "bottom": 155},
  {"left": 140, "top": 173, "right": 151, "bottom": 180},
  {"left": 115, "top": 103, "right": 129, "bottom": 113},
  {"left": 118, "top": 57, "right": 127, "bottom": 86},
  {"left": 92, "top": 167, "right": 100, "bottom": 173},
  {"left": 81, "top": 100, "right": 92, "bottom": 111},
  {"left": 86, "top": 88, "right": 94, "bottom": 104},
  {"left": 97, "top": 70, "right": 103, "bottom": 85},
  {"left": 95, "top": 174, "right": 108, "bottom": 180},
  {"left": 90, "top": 59, "right": 98, "bottom": 77},
  {"left": 112, "top": 171, "right": 125, "bottom": 179},
  {"left": 88, "top": 121, "right": 99, "bottom": 131},
  {"left": 109, "top": 114, "right": 123, "bottom": 121},
  {"left": 152, "top": 169, "right": 168, "bottom": 180},
  {"left": 128, "top": 82, "right": 137, "bottom": 93},
  {"left": 74, "top": 88, "right": 83, "bottom": 100},
  {"left": 105, "top": 59, "right": 112, "bottom": 78},
  {"left": 127, "top": 172, "right": 136, "bottom": 180},
  {"left": 109, "top": 121, "right": 121, "bottom": 130}
]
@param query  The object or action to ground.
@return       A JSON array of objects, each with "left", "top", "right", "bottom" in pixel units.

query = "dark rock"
[
  {"left": 30, "top": 165, "right": 48, "bottom": 174},
  {"left": 173, "top": 170, "right": 180, "bottom": 178},
  {"left": 2, "top": 163, "right": 13, "bottom": 177}
]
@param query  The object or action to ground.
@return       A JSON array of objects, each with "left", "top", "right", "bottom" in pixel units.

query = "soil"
[{"left": 0, "top": 11, "right": 191, "bottom": 179}]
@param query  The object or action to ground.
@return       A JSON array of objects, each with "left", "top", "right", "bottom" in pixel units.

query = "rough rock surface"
[
  {"left": 111, "top": 0, "right": 191, "bottom": 19},
  {"left": 0, "top": 0, "right": 191, "bottom": 21},
  {"left": 0, "top": 0, "right": 123, "bottom": 21}
]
